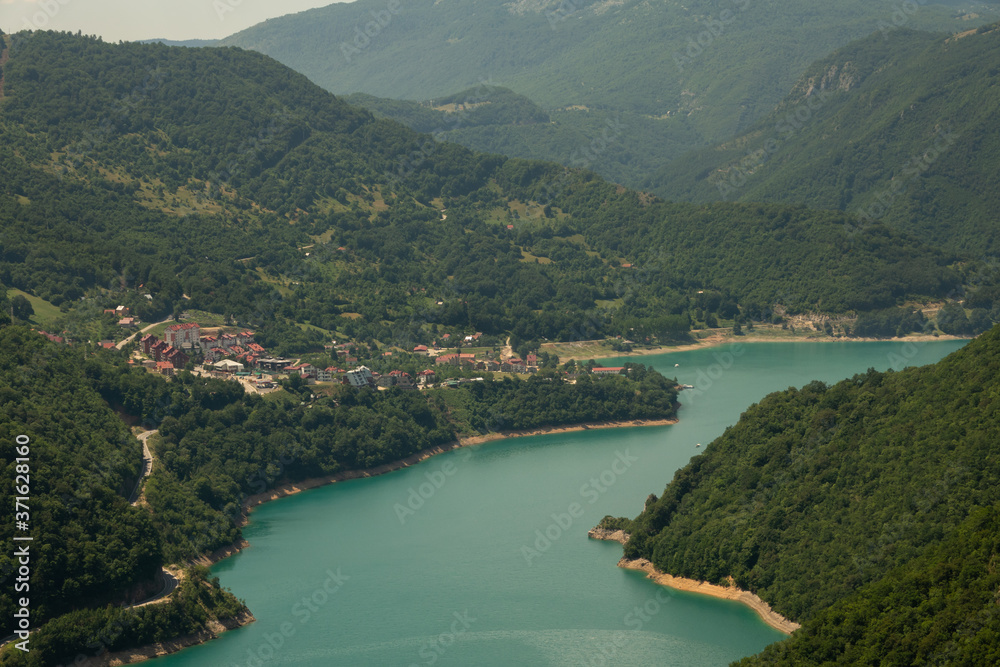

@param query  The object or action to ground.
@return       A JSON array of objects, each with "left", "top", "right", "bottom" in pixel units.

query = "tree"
[
  {"left": 11, "top": 295, "right": 34, "bottom": 321},
  {"left": 733, "top": 320, "right": 743, "bottom": 336}
]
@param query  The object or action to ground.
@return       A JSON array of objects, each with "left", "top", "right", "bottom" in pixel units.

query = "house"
[
  {"left": 204, "top": 347, "right": 226, "bottom": 363},
  {"left": 165, "top": 322, "right": 200, "bottom": 349},
  {"left": 140, "top": 334, "right": 157, "bottom": 355},
  {"left": 436, "top": 354, "right": 459, "bottom": 366},
  {"left": 118, "top": 317, "right": 136, "bottom": 328},
  {"left": 316, "top": 368, "right": 333, "bottom": 382},
  {"left": 155, "top": 361, "right": 174, "bottom": 376},
  {"left": 37, "top": 331, "right": 66, "bottom": 344},
  {"left": 115, "top": 306, "right": 131, "bottom": 316},
  {"left": 527, "top": 353, "right": 539, "bottom": 367},
  {"left": 141, "top": 359, "right": 157, "bottom": 370},
  {"left": 150, "top": 340, "right": 170, "bottom": 361},
  {"left": 417, "top": 369, "right": 436, "bottom": 385},
  {"left": 412, "top": 345, "right": 429, "bottom": 356},
  {"left": 287, "top": 363, "right": 318, "bottom": 378},
  {"left": 199, "top": 335, "right": 218, "bottom": 353},
  {"left": 165, "top": 347, "right": 189, "bottom": 369},
  {"left": 346, "top": 366, "right": 375, "bottom": 388},
  {"left": 379, "top": 370, "right": 415, "bottom": 389},
  {"left": 103, "top": 309, "right": 116, "bottom": 315},
  {"left": 219, "top": 333, "right": 238, "bottom": 350},
  {"left": 503, "top": 358, "right": 526, "bottom": 373},
  {"left": 99, "top": 340, "right": 116, "bottom": 350},
  {"left": 592, "top": 366, "right": 626, "bottom": 376}
]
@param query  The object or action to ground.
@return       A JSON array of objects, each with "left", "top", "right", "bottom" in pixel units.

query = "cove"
[{"left": 149, "top": 339, "right": 966, "bottom": 666}]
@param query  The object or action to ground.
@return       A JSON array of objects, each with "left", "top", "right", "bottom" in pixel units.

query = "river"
[{"left": 149, "top": 339, "right": 966, "bottom": 666}]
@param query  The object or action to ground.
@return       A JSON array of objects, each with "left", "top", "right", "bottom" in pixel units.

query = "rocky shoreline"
[
  {"left": 588, "top": 528, "right": 800, "bottom": 634},
  {"left": 87, "top": 609, "right": 256, "bottom": 666}
]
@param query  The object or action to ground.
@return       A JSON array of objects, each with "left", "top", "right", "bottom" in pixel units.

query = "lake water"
[{"left": 150, "top": 339, "right": 966, "bottom": 666}]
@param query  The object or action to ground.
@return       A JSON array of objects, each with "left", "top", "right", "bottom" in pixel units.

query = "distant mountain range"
[
  {"left": 216, "top": 0, "right": 1000, "bottom": 192},
  {"left": 653, "top": 24, "right": 1000, "bottom": 254}
]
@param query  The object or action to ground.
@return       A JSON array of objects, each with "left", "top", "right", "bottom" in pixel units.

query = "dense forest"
[
  {"left": 1, "top": 30, "right": 989, "bottom": 355},
  {"left": 654, "top": 24, "right": 1000, "bottom": 254},
  {"left": 598, "top": 323, "right": 1000, "bottom": 661}
]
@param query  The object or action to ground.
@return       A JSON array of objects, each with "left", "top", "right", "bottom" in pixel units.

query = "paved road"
[
  {"left": 131, "top": 569, "right": 181, "bottom": 608},
  {"left": 129, "top": 429, "right": 158, "bottom": 506},
  {"left": 116, "top": 317, "right": 173, "bottom": 350}
]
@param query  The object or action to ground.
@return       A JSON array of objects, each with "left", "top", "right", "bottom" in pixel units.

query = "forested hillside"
[
  {"left": 218, "top": 0, "right": 996, "bottom": 192},
  {"left": 654, "top": 24, "right": 1000, "bottom": 254},
  {"left": 600, "top": 324, "right": 1000, "bottom": 661},
  {"left": 0, "top": 30, "right": 979, "bottom": 349}
]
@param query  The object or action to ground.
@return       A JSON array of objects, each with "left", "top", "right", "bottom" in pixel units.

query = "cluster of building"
[
  {"left": 104, "top": 305, "right": 139, "bottom": 329},
  {"left": 281, "top": 363, "right": 436, "bottom": 390},
  {"left": 138, "top": 322, "right": 263, "bottom": 375},
  {"left": 433, "top": 351, "right": 540, "bottom": 374},
  {"left": 139, "top": 331, "right": 190, "bottom": 373}
]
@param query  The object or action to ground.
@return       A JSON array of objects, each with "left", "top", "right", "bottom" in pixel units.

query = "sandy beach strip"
[{"left": 619, "top": 558, "right": 801, "bottom": 634}]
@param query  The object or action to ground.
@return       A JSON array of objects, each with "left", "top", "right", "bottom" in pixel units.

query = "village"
[{"left": 132, "top": 321, "right": 627, "bottom": 393}]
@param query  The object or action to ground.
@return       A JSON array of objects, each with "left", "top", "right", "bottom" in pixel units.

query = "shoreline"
[
  {"left": 588, "top": 529, "right": 799, "bottom": 634},
  {"left": 87, "top": 609, "right": 256, "bottom": 666},
  {"left": 209, "top": 417, "right": 679, "bottom": 562},
  {"left": 544, "top": 330, "right": 968, "bottom": 361},
  {"left": 65, "top": 417, "right": 678, "bottom": 666},
  {"left": 617, "top": 558, "right": 801, "bottom": 635}
]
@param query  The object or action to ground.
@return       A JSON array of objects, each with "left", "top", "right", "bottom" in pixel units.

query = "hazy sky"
[{"left": 0, "top": 0, "right": 350, "bottom": 42}]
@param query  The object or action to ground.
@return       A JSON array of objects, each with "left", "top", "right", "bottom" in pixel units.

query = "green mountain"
[
  {"left": 0, "top": 29, "right": 975, "bottom": 351},
  {"left": 217, "top": 0, "right": 998, "bottom": 191},
  {"left": 605, "top": 323, "right": 1000, "bottom": 661},
  {"left": 653, "top": 24, "right": 1000, "bottom": 254}
]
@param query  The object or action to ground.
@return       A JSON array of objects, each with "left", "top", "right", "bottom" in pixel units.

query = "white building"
[{"left": 346, "top": 365, "right": 375, "bottom": 388}]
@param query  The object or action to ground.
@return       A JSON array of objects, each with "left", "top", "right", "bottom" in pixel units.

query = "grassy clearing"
[{"left": 7, "top": 288, "right": 62, "bottom": 328}]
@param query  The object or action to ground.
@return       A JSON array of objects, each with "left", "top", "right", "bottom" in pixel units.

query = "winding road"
[{"left": 129, "top": 429, "right": 157, "bottom": 506}]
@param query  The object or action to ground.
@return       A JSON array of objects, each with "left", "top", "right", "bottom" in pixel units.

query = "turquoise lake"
[{"left": 150, "top": 339, "right": 967, "bottom": 666}]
